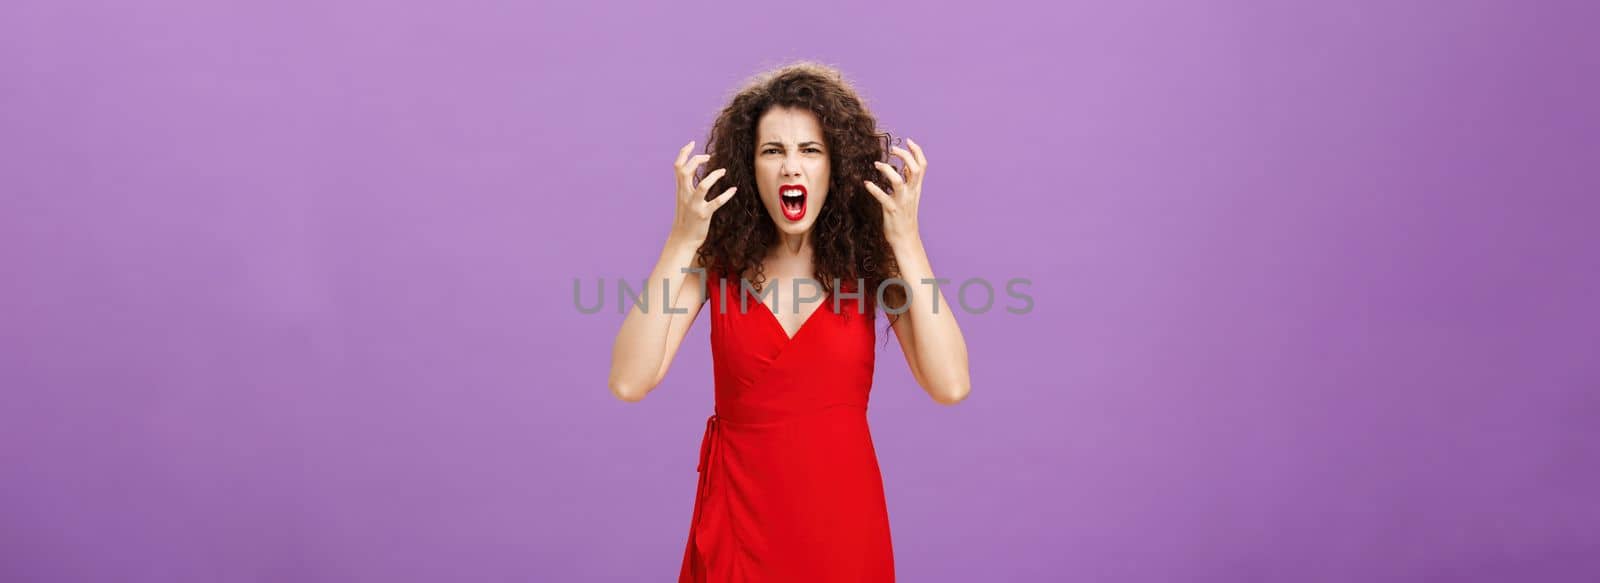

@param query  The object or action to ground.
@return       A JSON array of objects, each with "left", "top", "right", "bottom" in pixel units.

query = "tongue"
[{"left": 781, "top": 196, "right": 805, "bottom": 221}]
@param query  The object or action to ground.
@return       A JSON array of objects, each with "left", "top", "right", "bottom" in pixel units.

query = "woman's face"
[{"left": 754, "top": 106, "right": 830, "bottom": 237}]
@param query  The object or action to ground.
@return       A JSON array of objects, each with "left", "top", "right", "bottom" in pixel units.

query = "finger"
[
  {"left": 707, "top": 186, "right": 738, "bottom": 210},
  {"left": 697, "top": 168, "right": 727, "bottom": 192},
  {"left": 681, "top": 154, "right": 710, "bottom": 175},
  {"left": 890, "top": 147, "right": 921, "bottom": 180},
  {"left": 907, "top": 138, "right": 927, "bottom": 169},
  {"left": 873, "top": 161, "right": 905, "bottom": 187},
  {"left": 679, "top": 155, "right": 711, "bottom": 187},
  {"left": 863, "top": 180, "right": 894, "bottom": 207},
  {"left": 674, "top": 141, "right": 695, "bottom": 168}
]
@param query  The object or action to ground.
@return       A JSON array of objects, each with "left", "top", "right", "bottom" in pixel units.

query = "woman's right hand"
[{"left": 669, "top": 140, "right": 738, "bottom": 246}]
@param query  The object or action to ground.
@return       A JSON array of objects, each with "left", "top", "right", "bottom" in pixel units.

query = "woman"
[{"left": 607, "top": 62, "right": 971, "bottom": 582}]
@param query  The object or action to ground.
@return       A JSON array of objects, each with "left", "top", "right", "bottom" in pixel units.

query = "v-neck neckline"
[{"left": 748, "top": 286, "right": 832, "bottom": 343}]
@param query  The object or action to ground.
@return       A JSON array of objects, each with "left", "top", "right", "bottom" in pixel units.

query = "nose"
[{"left": 780, "top": 155, "right": 802, "bottom": 177}]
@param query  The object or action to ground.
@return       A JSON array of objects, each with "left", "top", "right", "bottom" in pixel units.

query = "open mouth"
[{"left": 779, "top": 184, "right": 806, "bottom": 221}]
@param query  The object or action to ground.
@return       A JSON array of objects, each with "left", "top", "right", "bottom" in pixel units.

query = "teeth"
[{"left": 781, "top": 188, "right": 804, "bottom": 198}]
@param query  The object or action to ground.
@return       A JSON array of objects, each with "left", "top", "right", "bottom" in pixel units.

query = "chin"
[{"left": 767, "top": 212, "right": 817, "bottom": 235}]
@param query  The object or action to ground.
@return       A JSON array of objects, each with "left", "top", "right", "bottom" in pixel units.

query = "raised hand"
[
  {"left": 670, "top": 140, "right": 739, "bottom": 246},
  {"left": 863, "top": 138, "right": 928, "bottom": 246}
]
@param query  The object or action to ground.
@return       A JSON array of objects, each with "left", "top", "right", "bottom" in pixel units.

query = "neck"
[{"left": 772, "top": 230, "right": 813, "bottom": 260}]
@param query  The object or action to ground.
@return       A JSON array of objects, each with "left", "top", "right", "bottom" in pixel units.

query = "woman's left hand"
[{"left": 864, "top": 138, "right": 928, "bottom": 246}]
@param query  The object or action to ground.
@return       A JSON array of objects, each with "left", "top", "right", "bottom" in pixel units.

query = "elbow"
[
  {"left": 926, "top": 376, "right": 971, "bottom": 406},
  {"left": 608, "top": 376, "right": 654, "bottom": 403}
]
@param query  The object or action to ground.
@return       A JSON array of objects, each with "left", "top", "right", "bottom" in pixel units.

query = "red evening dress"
[{"left": 678, "top": 271, "right": 895, "bottom": 582}]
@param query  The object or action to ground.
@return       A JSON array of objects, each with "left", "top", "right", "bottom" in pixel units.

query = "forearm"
[
  {"left": 891, "top": 235, "right": 971, "bottom": 402},
  {"left": 607, "top": 235, "right": 702, "bottom": 399}
]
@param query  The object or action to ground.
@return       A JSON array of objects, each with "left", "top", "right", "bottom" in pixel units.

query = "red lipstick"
[{"left": 779, "top": 183, "right": 807, "bottom": 221}]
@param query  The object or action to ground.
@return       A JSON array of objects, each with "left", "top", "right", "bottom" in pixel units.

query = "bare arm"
[
  {"left": 606, "top": 238, "right": 708, "bottom": 401},
  {"left": 606, "top": 141, "right": 737, "bottom": 402},
  {"left": 887, "top": 237, "right": 971, "bottom": 405},
  {"left": 866, "top": 139, "right": 972, "bottom": 404}
]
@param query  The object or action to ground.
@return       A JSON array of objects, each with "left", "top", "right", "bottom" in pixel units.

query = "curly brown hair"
[{"left": 694, "top": 61, "right": 907, "bottom": 323}]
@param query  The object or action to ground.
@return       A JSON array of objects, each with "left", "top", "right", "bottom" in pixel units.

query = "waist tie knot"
[{"left": 696, "top": 414, "right": 721, "bottom": 473}]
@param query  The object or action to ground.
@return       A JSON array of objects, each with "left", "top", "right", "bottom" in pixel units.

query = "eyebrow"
[{"left": 759, "top": 141, "right": 825, "bottom": 149}]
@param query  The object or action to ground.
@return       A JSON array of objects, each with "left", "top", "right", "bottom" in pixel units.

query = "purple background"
[{"left": 3, "top": 1, "right": 1598, "bottom": 581}]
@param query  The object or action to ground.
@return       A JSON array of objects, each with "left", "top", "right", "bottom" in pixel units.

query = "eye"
[
  {"left": 803, "top": 147, "right": 821, "bottom": 154},
  {"left": 762, "top": 148, "right": 780, "bottom": 154}
]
